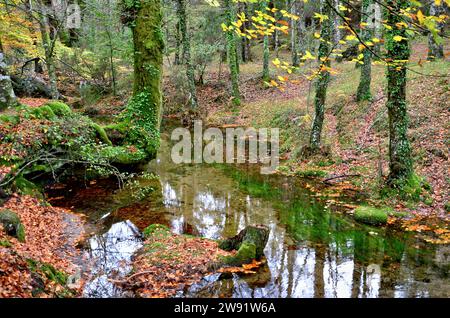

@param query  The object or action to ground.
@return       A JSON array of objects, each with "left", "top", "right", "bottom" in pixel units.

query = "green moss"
[
  {"left": 389, "top": 210, "right": 410, "bottom": 218},
  {"left": 295, "top": 169, "right": 328, "bottom": 178},
  {"left": 45, "top": 101, "right": 72, "bottom": 117},
  {"left": 99, "top": 145, "right": 148, "bottom": 165},
  {"left": 30, "top": 105, "right": 57, "bottom": 120},
  {"left": 354, "top": 205, "right": 388, "bottom": 226},
  {"left": 0, "top": 209, "right": 26, "bottom": 242},
  {"left": 14, "top": 176, "right": 42, "bottom": 198},
  {"left": 40, "top": 263, "right": 68, "bottom": 285},
  {"left": 91, "top": 123, "right": 112, "bottom": 146},
  {"left": 0, "top": 114, "right": 19, "bottom": 124},
  {"left": 143, "top": 224, "right": 170, "bottom": 238},
  {"left": 0, "top": 239, "right": 12, "bottom": 247},
  {"left": 221, "top": 242, "right": 257, "bottom": 266},
  {"left": 382, "top": 174, "right": 429, "bottom": 202}
]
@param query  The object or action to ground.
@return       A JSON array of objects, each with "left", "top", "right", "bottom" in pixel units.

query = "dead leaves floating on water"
[
  {"left": 401, "top": 216, "right": 450, "bottom": 244},
  {"left": 218, "top": 259, "right": 265, "bottom": 275}
]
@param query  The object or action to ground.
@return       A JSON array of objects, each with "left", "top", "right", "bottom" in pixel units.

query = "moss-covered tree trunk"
[
  {"left": 309, "top": 0, "right": 332, "bottom": 151},
  {"left": 224, "top": 0, "right": 241, "bottom": 105},
  {"left": 36, "top": 6, "right": 59, "bottom": 100},
  {"left": 177, "top": 0, "right": 198, "bottom": 109},
  {"left": 0, "top": 39, "right": 17, "bottom": 111},
  {"left": 427, "top": 1, "right": 445, "bottom": 61},
  {"left": 385, "top": 0, "right": 413, "bottom": 184},
  {"left": 130, "top": 0, "right": 164, "bottom": 129},
  {"left": 356, "top": 0, "right": 373, "bottom": 102}
]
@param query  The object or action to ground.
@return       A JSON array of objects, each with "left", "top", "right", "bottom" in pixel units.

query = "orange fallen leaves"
[
  {"left": 120, "top": 230, "right": 233, "bottom": 298},
  {"left": 0, "top": 194, "right": 85, "bottom": 297}
]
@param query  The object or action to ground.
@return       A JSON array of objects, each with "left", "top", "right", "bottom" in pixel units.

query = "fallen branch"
[{"left": 323, "top": 174, "right": 361, "bottom": 184}]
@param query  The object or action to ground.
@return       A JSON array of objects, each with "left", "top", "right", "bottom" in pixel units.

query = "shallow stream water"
[{"left": 46, "top": 124, "right": 450, "bottom": 298}]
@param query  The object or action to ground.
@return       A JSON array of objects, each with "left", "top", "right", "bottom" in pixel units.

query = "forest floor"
[{"left": 0, "top": 193, "right": 85, "bottom": 297}]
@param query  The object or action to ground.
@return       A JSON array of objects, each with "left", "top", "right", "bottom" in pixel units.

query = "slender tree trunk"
[
  {"left": 263, "top": 35, "right": 270, "bottom": 81},
  {"left": 356, "top": 0, "right": 373, "bottom": 102},
  {"left": 309, "top": 0, "right": 332, "bottom": 151},
  {"left": 129, "top": 0, "right": 164, "bottom": 129},
  {"left": 177, "top": 0, "right": 198, "bottom": 109},
  {"left": 269, "top": 0, "right": 279, "bottom": 56},
  {"left": 373, "top": 2, "right": 383, "bottom": 57},
  {"left": 174, "top": 21, "right": 181, "bottom": 65},
  {"left": 240, "top": 2, "right": 251, "bottom": 63},
  {"left": 105, "top": 29, "right": 117, "bottom": 96},
  {"left": 261, "top": 1, "right": 270, "bottom": 81},
  {"left": 224, "top": 0, "right": 241, "bottom": 105},
  {"left": 290, "top": 0, "right": 299, "bottom": 67},
  {"left": 427, "top": 0, "right": 445, "bottom": 60},
  {"left": 36, "top": 4, "right": 59, "bottom": 100},
  {"left": 297, "top": 0, "right": 306, "bottom": 57},
  {"left": 0, "top": 38, "right": 17, "bottom": 111},
  {"left": 385, "top": 0, "right": 413, "bottom": 184},
  {"left": 332, "top": 0, "right": 342, "bottom": 46}
]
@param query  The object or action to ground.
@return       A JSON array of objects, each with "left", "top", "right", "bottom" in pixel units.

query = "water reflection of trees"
[{"left": 152, "top": 144, "right": 448, "bottom": 298}]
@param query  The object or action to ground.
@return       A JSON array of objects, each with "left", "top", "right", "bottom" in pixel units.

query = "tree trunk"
[
  {"left": 427, "top": 0, "right": 445, "bottom": 61},
  {"left": 174, "top": 20, "right": 181, "bottom": 65},
  {"left": 309, "top": 0, "right": 332, "bottom": 151},
  {"left": 219, "top": 225, "right": 270, "bottom": 266},
  {"left": 0, "top": 43, "right": 17, "bottom": 111},
  {"left": 224, "top": 0, "right": 241, "bottom": 105},
  {"left": 130, "top": 0, "right": 164, "bottom": 130},
  {"left": 32, "top": 0, "right": 59, "bottom": 100},
  {"left": 332, "top": 0, "right": 342, "bottom": 46},
  {"left": 37, "top": 15, "right": 59, "bottom": 99},
  {"left": 177, "top": 0, "right": 198, "bottom": 109},
  {"left": 240, "top": 2, "right": 251, "bottom": 63},
  {"left": 373, "top": 2, "right": 383, "bottom": 57},
  {"left": 290, "top": 0, "right": 299, "bottom": 67},
  {"left": 297, "top": 0, "right": 306, "bottom": 57},
  {"left": 356, "top": 0, "right": 373, "bottom": 102},
  {"left": 261, "top": 1, "right": 270, "bottom": 81},
  {"left": 385, "top": 0, "right": 413, "bottom": 184}
]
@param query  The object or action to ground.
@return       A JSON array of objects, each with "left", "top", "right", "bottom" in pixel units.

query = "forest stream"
[{"left": 45, "top": 123, "right": 450, "bottom": 298}]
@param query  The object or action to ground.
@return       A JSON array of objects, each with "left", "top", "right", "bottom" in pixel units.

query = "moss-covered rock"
[
  {"left": 29, "top": 105, "right": 57, "bottom": 120},
  {"left": 44, "top": 101, "right": 72, "bottom": 117},
  {"left": 219, "top": 225, "right": 269, "bottom": 266},
  {"left": 354, "top": 205, "right": 388, "bottom": 226},
  {"left": 0, "top": 209, "right": 26, "bottom": 242}
]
